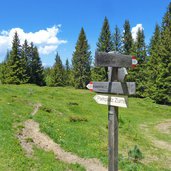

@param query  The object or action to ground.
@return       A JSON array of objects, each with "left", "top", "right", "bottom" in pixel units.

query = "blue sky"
[{"left": 0, "top": 0, "right": 170, "bottom": 66}]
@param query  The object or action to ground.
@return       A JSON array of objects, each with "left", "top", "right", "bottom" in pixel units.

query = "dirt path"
[
  {"left": 156, "top": 119, "right": 171, "bottom": 134},
  {"left": 18, "top": 104, "right": 107, "bottom": 171},
  {"left": 140, "top": 121, "right": 171, "bottom": 169},
  {"left": 140, "top": 121, "right": 171, "bottom": 151},
  {"left": 31, "top": 103, "right": 42, "bottom": 116}
]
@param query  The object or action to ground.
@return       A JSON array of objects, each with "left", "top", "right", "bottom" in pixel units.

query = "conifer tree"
[
  {"left": 154, "top": 2, "right": 171, "bottom": 104},
  {"left": 44, "top": 66, "right": 53, "bottom": 86},
  {"left": 72, "top": 27, "right": 91, "bottom": 88},
  {"left": 127, "top": 28, "right": 147, "bottom": 97},
  {"left": 0, "top": 51, "right": 10, "bottom": 83},
  {"left": 65, "top": 59, "right": 71, "bottom": 86},
  {"left": 123, "top": 20, "right": 133, "bottom": 55},
  {"left": 5, "top": 32, "right": 21, "bottom": 84},
  {"left": 113, "top": 25, "right": 122, "bottom": 52},
  {"left": 51, "top": 53, "right": 65, "bottom": 86},
  {"left": 92, "top": 17, "right": 113, "bottom": 81},
  {"left": 97, "top": 17, "right": 113, "bottom": 52},
  {"left": 20, "top": 40, "right": 29, "bottom": 83},
  {"left": 147, "top": 24, "right": 161, "bottom": 99},
  {"left": 135, "top": 28, "right": 146, "bottom": 64},
  {"left": 30, "top": 45, "right": 45, "bottom": 86}
]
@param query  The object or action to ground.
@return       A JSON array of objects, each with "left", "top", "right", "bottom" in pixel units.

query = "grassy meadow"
[{"left": 0, "top": 84, "right": 171, "bottom": 171}]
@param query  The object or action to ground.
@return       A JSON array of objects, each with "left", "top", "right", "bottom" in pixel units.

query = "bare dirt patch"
[
  {"left": 140, "top": 122, "right": 171, "bottom": 168},
  {"left": 31, "top": 103, "right": 42, "bottom": 116},
  {"left": 156, "top": 119, "right": 171, "bottom": 134},
  {"left": 17, "top": 104, "right": 107, "bottom": 171}
]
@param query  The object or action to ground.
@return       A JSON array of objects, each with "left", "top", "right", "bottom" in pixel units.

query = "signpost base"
[{"left": 108, "top": 105, "right": 118, "bottom": 171}]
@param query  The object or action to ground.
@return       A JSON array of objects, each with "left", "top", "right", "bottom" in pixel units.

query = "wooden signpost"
[
  {"left": 87, "top": 51, "right": 137, "bottom": 171},
  {"left": 94, "top": 94, "right": 128, "bottom": 108},
  {"left": 86, "top": 82, "right": 135, "bottom": 95}
]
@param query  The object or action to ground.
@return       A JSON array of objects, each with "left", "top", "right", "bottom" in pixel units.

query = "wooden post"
[
  {"left": 108, "top": 67, "right": 118, "bottom": 171},
  {"left": 92, "top": 51, "right": 137, "bottom": 171}
]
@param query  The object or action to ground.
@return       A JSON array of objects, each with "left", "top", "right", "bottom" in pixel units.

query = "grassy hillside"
[{"left": 0, "top": 84, "right": 171, "bottom": 171}]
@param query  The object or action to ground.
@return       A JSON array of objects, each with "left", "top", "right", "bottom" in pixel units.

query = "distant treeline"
[{"left": 0, "top": 2, "right": 171, "bottom": 105}]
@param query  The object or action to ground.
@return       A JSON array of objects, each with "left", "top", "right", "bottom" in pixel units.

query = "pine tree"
[
  {"left": 5, "top": 32, "right": 21, "bottom": 84},
  {"left": 20, "top": 40, "right": 29, "bottom": 83},
  {"left": 93, "top": 17, "right": 113, "bottom": 81},
  {"left": 127, "top": 28, "right": 147, "bottom": 97},
  {"left": 65, "top": 59, "right": 71, "bottom": 86},
  {"left": 0, "top": 62, "right": 5, "bottom": 84},
  {"left": 97, "top": 17, "right": 113, "bottom": 52},
  {"left": 51, "top": 53, "right": 65, "bottom": 86},
  {"left": 113, "top": 25, "right": 122, "bottom": 52},
  {"left": 44, "top": 66, "right": 53, "bottom": 86},
  {"left": 31, "top": 46, "right": 45, "bottom": 86},
  {"left": 28, "top": 43, "right": 44, "bottom": 85},
  {"left": 135, "top": 28, "right": 146, "bottom": 64},
  {"left": 147, "top": 24, "right": 161, "bottom": 99},
  {"left": 155, "top": 2, "right": 171, "bottom": 104},
  {"left": 72, "top": 27, "right": 91, "bottom": 88},
  {"left": 0, "top": 51, "right": 10, "bottom": 83},
  {"left": 123, "top": 20, "right": 133, "bottom": 55}
]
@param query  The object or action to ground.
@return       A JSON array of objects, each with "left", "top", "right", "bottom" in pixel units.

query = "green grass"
[{"left": 0, "top": 84, "right": 171, "bottom": 171}]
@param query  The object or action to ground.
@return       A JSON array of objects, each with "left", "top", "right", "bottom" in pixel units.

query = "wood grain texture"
[
  {"left": 92, "top": 82, "right": 136, "bottom": 95},
  {"left": 95, "top": 51, "right": 132, "bottom": 67},
  {"left": 108, "top": 67, "right": 118, "bottom": 171}
]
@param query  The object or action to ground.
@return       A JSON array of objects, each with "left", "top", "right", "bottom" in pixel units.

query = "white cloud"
[
  {"left": 131, "top": 24, "right": 144, "bottom": 41},
  {"left": 0, "top": 25, "right": 67, "bottom": 60}
]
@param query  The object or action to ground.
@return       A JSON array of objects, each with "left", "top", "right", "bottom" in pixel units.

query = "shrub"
[
  {"left": 69, "top": 116, "right": 88, "bottom": 122},
  {"left": 128, "top": 145, "right": 143, "bottom": 162}
]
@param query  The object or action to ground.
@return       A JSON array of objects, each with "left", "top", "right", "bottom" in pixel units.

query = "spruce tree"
[
  {"left": 5, "top": 32, "right": 21, "bottom": 84},
  {"left": 28, "top": 43, "right": 44, "bottom": 85},
  {"left": 127, "top": 28, "right": 147, "bottom": 97},
  {"left": 72, "top": 27, "right": 91, "bottom": 89},
  {"left": 51, "top": 53, "right": 65, "bottom": 86},
  {"left": 93, "top": 17, "right": 113, "bottom": 81},
  {"left": 147, "top": 24, "right": 161, "bottom": 99},
  {"left": 155, "top": 2, "right": 171, "bottom": 104},
  {"left": 123, "top": 20, "right": 133, "bottom": 55},
  {"left": 113, "top": 25, "right": 122, "bottom": 52},
  {"left": 135, "top": 28, "right": 146, "bottom": 64},
  {"left": 97, "top": 17, "right": 113, "bottom": 52},
  {"left": 65, "top": 59, "right": 71, "bottom": 86},
  {"left": 20, "top": 40, "right": 29, "bottom": 83},
  {"left": 31, "top": 46, "right": 45, "bottom": 86},
  {"left": 0, "top": 51, "right": 10, "bottom": 83},
  {"left": 44, "top": 66, "right": 53, "bottom": 86}
]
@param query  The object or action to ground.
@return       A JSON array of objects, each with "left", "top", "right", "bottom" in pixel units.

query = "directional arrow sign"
[
  {"left": 95, "top": 51, "right": 138, "bottom": 68},
  {"left": 94, "top": 94, "right": 128, "bottom": 108},
  {"left": 86, "top": 81, "right": 93, "bottom": 91},
  {"left": 86, "top": 82, "right": 135, "bottom": 95},
  {"left": 132, "top": 56, "right": 138, "bottom": 68}
]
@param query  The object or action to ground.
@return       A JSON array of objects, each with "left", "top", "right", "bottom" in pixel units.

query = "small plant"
[
  {"left": 128, "top": 145, "right": 143, "bottom": 162},
  {"left": 28, "top": 88, "right": 34, "bottom": 96},
  {"left": 41, "top": 106, "right": 52, "bottom": 113},
  {"left": 25, "top": 137, "right": 34, "bottom": 143},
  {"left": 17, "top": 125, "right": 25, "bottom": 129},
  {"left": 68, "top": 102, "right": 79, "bottom": 106},
  {"left": 69, "top": 116, "right": 88, "bottom": 122},
  {"left": 28, "top": 114, "right": 33, "bottom": 119}
]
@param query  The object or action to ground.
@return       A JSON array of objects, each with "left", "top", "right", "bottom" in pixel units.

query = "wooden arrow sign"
[
  {"left": 95, "top": 51, "right": 138, "bottom": 68},
  {"left": 94, "top": 94, "right": 128, "bottom": 108},
  {"left": 86, "top": 82, "right": 135, "bottom": 95}
]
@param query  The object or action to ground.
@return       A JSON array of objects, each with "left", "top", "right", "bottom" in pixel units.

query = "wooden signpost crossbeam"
[
  {"left": 87, "top": 51, "right": 137, "bottom": 171},
  {"left": 95, "top": 51, "right": 134, "bottom": 67},
  {"left": 87, "top": 82, "right": 135, "bottom": 95}
]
